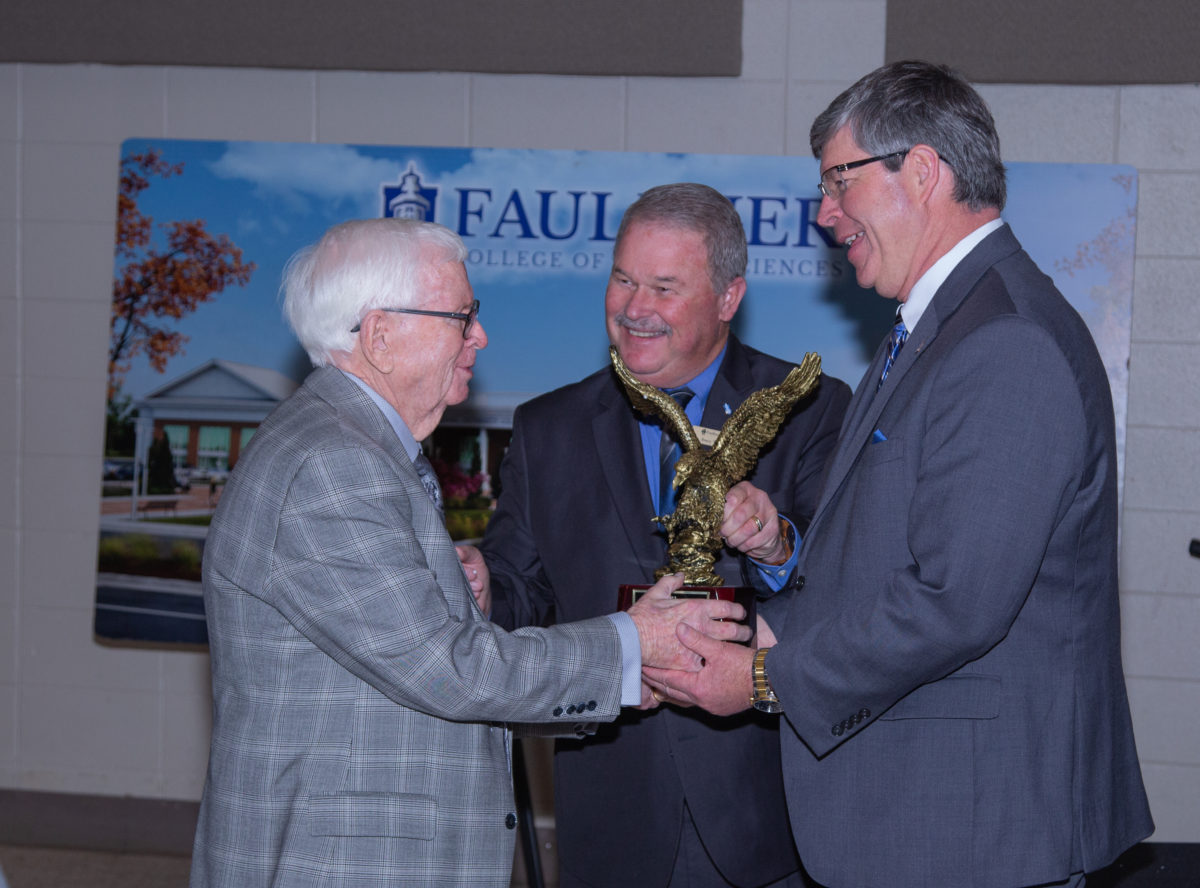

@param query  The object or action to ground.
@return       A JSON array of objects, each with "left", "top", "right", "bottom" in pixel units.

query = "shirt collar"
[
  {"left": 900, "top": 218, "right": 1004, "bottom": 333},
  {"left": 634, "top": 339, "right": 727, "bottom": 431},
  {"left": 681, "top": 340, "right": 727, "bottom": 412},
  {"left": 340, "top": 369, "right": 421, "bottom": 460}
]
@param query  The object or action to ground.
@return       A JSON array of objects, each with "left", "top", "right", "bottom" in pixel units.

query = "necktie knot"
[{"left": 664, "top": 386, "right": 695, "bottom": 410}]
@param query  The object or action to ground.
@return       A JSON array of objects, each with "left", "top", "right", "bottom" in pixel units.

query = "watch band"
[{"left": 751, "top": 647, "right": 783, "bottom": 713}]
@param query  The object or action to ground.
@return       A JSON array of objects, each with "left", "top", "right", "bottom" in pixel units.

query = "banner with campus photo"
[{"left": 96, "top": 140, "right": 1137, "bottom": 645}]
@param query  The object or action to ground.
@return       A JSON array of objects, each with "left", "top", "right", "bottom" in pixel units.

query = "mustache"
[{"left": 613, "top": 313, "right": 670, "bottom": 335}]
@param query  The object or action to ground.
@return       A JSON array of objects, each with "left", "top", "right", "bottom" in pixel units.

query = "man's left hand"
[
  {"left": 456, "top": 544, "right": 491, "bottom": 617},
  {"left": 643, "top": 623, "right": 758, "bottom": 716},
  {"left": 722, "top": 481, "right": 787, "bottom": 564}
]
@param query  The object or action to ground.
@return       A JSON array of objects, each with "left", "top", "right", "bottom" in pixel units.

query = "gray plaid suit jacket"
[{"left": 190, "top": 367, "right": 624, "bottom": 888}]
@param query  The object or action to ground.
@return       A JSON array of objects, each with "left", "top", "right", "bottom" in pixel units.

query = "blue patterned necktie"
[
  {"left": 412, "top": 450, "right": 444, "bottom": 519},
  {"left": 877, "top": 312, "right": 909, "bottom": 390},
  {"left": 658, "top": 387, "right": 695, "bottom": 514}
]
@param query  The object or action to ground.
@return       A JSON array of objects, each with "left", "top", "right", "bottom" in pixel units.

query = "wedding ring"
[
  {"left": 651, "top": 689, "right": 665, "bottom": 703},
  {"left": 752, "top": 515, "right": 764, "bottom": 532}
]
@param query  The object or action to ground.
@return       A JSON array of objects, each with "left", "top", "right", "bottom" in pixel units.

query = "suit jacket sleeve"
[{"left": 259, "top": 439, "right": 622, "bottom": 724}]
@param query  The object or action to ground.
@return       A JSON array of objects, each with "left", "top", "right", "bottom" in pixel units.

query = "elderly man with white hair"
[{"left": 189, "top": 218, "right": 749, "bottom": 888}]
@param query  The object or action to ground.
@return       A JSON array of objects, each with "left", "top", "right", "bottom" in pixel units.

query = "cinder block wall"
[{"left": 1, "top": 0, "right": 1197, "bottom": 843}]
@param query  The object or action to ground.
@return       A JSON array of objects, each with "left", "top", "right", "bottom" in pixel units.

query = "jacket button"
[
  {"left": 796, "top": 575, "right": 805, "bottom": 591},
  {"left": 553, "top": 707, "right": 563, "bottom": 717},
  {"left": 831, "top": 724, "right": 843, "bottom": 736},
  {"left": 566, "top": 704, "right": 577, "bottom": 714},
  {"left": 505, "top": 813, "right": 517, "bottom": 829},
  {"left": 586, "top": 700, "right": 597, "bottom": 711}
]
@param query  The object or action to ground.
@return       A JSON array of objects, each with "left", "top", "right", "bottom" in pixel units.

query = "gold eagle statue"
[{"left": 609, "top": 345, "right": 822, "bottom": 586}]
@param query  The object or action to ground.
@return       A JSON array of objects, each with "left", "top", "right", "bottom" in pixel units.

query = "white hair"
[{"left": 281, "top": 218, "right": 467, "bottom": 367}]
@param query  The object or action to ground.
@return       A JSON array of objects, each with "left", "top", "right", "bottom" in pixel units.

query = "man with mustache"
[{"left": 475, "top": 183, "right": 850, "bottom": 887}]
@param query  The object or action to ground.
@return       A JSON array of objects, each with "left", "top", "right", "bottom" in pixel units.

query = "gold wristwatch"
[{"left": 751, "top": 647, "right": 783, "bottom": 713}]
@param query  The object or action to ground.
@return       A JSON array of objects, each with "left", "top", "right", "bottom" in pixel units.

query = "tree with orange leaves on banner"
[{"left": 109, "top": 149, "right": 255, "bottom": 400}]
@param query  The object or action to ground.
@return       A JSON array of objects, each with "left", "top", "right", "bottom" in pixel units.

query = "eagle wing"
[
  {"left": 609, "top": 346, "right": 701, "bottom": 451},
  {"left": 711, "top": 352, "right": 822, "bottom": 481}
]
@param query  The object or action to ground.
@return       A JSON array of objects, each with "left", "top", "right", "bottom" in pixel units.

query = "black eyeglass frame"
[
  {"left": 817, "top": 150, "right": 910, "bottom": 200},
  {"left": 351, "top": 299, "right": 480, "bottom": 337}
]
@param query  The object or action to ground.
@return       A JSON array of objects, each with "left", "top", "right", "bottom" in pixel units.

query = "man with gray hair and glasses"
[
  {"left": 646, "top": 62, "right": 1153, "bottom": 888},
  {"left": 189, "top": 217, "right": 751, "bottom": 888}
]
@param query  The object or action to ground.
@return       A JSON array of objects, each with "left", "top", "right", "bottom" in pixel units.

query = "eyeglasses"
[
  {"left": 351, "top": 299, "right": 480, "bottom": 338},
  {"left": 817, "top": 150, "right": 909, "bottom": 201}
]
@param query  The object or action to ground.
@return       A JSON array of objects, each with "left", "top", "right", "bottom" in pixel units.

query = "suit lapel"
[
  {"left": 594, "top": 372, "right": 665, "bottom": 567},
  {"left": 306, "top": 367, "right": 480, "bottom": 619},
  {"left": 307, "top": 367, "right": 414, "bottom": 469},
  {"left": 704, "top": 338, "right": 753, "bottom": 432},
  {"left": 806, "top": 225, "right": 1021, "bottom": 538}
]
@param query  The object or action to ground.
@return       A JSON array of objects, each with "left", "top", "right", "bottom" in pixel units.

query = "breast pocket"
[{"left": 858, "top": 435, "right": 905, "bottom": 467}]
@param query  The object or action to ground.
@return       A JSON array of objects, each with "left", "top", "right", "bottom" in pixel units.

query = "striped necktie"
[
  {"left": 877, "top": 312, "right": 909, "bottom": 390},
  {"left": 658, "top": 387, "right": 694, "bottom": 513},
  {"left": 412, "top": 451, "right": 444, "bottom": 519}
]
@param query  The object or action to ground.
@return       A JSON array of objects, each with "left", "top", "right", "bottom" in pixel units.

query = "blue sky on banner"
[{"left": 115, "top": 139, "right": 1134, "bottom": 426}]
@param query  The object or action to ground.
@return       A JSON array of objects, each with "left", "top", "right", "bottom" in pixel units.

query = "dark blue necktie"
[
  {"left": 658, "top": 387, "right": 694, "bottom": 514},
  {"left": 877, "top": 312, "right": 909, "bottom": 390}
]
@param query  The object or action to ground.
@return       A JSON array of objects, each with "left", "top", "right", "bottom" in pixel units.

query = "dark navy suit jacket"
[{"left": 483, "top": 335, "right": 850, "bottom": 887}]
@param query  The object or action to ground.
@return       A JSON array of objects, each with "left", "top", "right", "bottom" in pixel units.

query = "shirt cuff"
[
  {"left": 752, "top": 516, "right": 801, "bottom": 592},
  {"left": 607, "top": 611, "right": 643, "bottom": 706}
]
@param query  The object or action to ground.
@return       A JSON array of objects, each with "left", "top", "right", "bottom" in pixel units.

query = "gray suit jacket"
[
  {"left": 483, "top": 336, "right": 850, "bottom": 887},
  {"left": 190, "top": 367, "right": 624, "bottom": 888},
  {"left": 770, "top": 225, "right": 1153, "bottom": 888}
]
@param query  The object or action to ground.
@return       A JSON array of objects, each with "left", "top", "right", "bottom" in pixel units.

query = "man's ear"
[
  {"left": 718, "top": 276, "right": 747, "bottom": 323},
  {"left": 358, "top": 310, "right": 395, "bottom": 374},
  {"left": 906, "top": 144, "right": 946, "bottom": 203}
]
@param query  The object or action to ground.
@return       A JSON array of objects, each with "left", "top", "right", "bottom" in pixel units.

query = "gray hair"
[
  {"left": 614, "top": 183, "right": 748, "bottom": 292},
  {"left": 281, "top": 218, "right": 467, "bottom": 367},
  {"left": 810, "top": 60, "right": 1006, "bottom": 212}
]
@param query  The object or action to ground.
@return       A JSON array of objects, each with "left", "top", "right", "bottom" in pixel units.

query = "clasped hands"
[
  {"left": 454, "top": 480, "right": 784, "bottom": 714},
  {"left": 626, "top": 573, "right": 752, "bottom": 708},
  {"left": 454, "top": 548, "right": 752, "bottom": 694}
]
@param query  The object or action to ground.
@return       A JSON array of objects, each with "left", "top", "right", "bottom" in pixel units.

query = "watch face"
[{"left": 753, "top": 697, "right": 784, "bottom": 714}]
